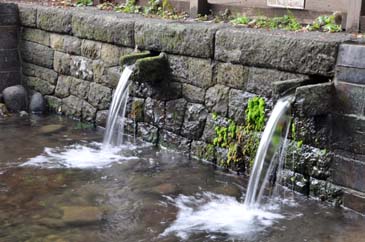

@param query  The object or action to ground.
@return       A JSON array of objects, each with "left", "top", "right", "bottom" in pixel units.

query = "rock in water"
[
  {"left": 39, "top": 124, "right": 64, "bottom": 134},
  {"left": 30, "top": 92, "right": 45, "bottom": 114},
  {"left": 61, "top": 206, "right": 103, "bottom": 225},
  {"left": 2, "top": 85, "right": 27, "bottom": 112},
  {"left": 0, "top": 103, "right": 8, "bottom": 117}
]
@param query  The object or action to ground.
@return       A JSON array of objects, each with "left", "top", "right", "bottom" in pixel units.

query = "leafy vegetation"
[
  {"left": 75, "top": 0, "right": 93, "bottom": 7},
  {"left": 306, "top": 15, "right": 342, "bottom": 33},
  {"left": 114, "top": 0, "right": 142, "bottom": 14},
  {"left": 210, "top": 97, "right": 266, "bottom": 171}
]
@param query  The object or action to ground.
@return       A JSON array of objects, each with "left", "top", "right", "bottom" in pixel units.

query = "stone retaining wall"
[{"left": 16, "top": 4, "right": 360, "bottom": 209}]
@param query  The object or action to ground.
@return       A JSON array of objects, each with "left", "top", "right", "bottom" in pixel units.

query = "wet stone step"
[
  {"left": 335, "top": 66, "right": 365, "bottom": 85},
  {"left": 342, "top": 188, "right": 365, "bottom": 214},
  {"left": 330, "top": 152, "right": 365, "bottom": 193},
  {"left": 337, "top": 44, "right": 365, "bottom": 69}
]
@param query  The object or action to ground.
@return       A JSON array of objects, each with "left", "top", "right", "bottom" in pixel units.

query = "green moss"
[
  {"left": 120, "top": 51, "right": 152, "bottom": 66},
  {"left": 246, "top": 96, "right": 266, "bottom": 131}
]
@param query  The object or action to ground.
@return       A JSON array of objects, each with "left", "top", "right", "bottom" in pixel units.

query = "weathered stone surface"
[
  {"left": 72, "top": 12, "right": 134, "bottom": 47},
  {"left": 133, "top": 53, "right": 169, "bottom": 84},
  {"left": 95, "top": 110, "right": 108, "bottom": 127},
  {"left": 82, "top": 100, "right": 97, "bottom": 121},
  {"left": 21, "top": 41, "right": 54, "bottom": 68},
  {"left": 70, "top": 78, "right": 90, "bottom": 99},
  {"left": 135, "top": 20, "right": 217, "bottom": 58},
  {"left": 22, "top": 28, "right": 50, "bottom": 46},
  {"left": 0, "top": 49, "right": 19, "bottom": 72},
  {"left": 337, "top": 44, "right": 365, "bottom": 69},
  {"left": 202, "top": 114, "right": 229, "bottom": 143},
  {"left": 45, "top": 95, "right": 62, "bottom": 112},
  {"left": 331, "top": 153, "right": 365, "bottom": 193},
  {"left": 18, "top": 5, "right": 36, "bottom": 27},
  {"left": 81, "top": 40, "right": 101, "bottom": 60},
  {"left": 334, "top": 81, "right": 365, "bottom": 116},
  {"left": 272, "top": 78, "right": 310, "bottom": 100},
  {"left": 205, "top": 84, "right": 229, "bottom": 116},
  {"left": 182, "top": 103, "right": 208, "bottom": 140},
  {"left": 182, "top": 83, "right": 205, "bottom": 104},
  {"left": 61, "top": 206, "right": 103, "bottom": 225},
  {"left": 164, "top": 98, "right": 187, "bottom": 133},
  {"left": 168, "top": 55, "right": 213, "bottom": 89},
  {"left": 50, "top": 34, "right": 81, "bottom": 55},
  {"left": 70, "top": 56, "right": 93, "bottom": 81},
  {"left": 228, "top": 89, "right": 255, "bottom": 124},
  {"left": 310, "top": 178, "right": 343, "bottom": 205},
  {"left": 0, "top": 71, "right": 21, "bottom": 93},
  {"left": 37, "top": 7, "right": 72, "bottom": 33},
  {"left": 191, "top": 140, "right": 215, "bottom": 161},
  {"left": 215, "top": 28, "right": 349, "bottom": 76},
  {"left": 215, "top": 63, "right": 248, "bottom": 89},
  {"left": 54, "top": 51, "right": 71, "bottom": 75},
  {"left": 55, "top": 76, "right": 72, "bottom": 98},
  {"left": 159, "top": 129, "right": 191, "bottom": 154},
  {"left": 343, "top": 189, "right": 365, "bottom": 214},
  {"left": 280, "top": 169, "right": 309, "bottom": 195},
  {"left": 30, "top": 92, "right": 45, "bottom": 113},
  {"left": 101, "top": 44, "right": 132, "bottom": 67},
  {"left": 331, "top": 114, "right": 365, "bottom": 155},
  {"left": 25, "top": 76, "right": 55, "bottom": 95},
  {"left": 23, "top": 62, "right": 58, "bottom": 85},
  {"left": 95, "top": 66, "right": 121, "bottom": 89},
  {"left": 335, "top": 66, "right": 365, "bottom": 85},
  {"left": 2, "top": 85, "right": 27, "bottom": 112},
  {"left": 87, "top": 82, "right": 112, "bottom": 109},
  {"left": 120, "top": 51, "right": 152, "bottom": 66},
  {"left": 248, "top": 67, "right": 308, "bottom": 98},
  {"left": 138, "top": 123, "right": 159, "bottom": 144},
  {"left": 62, "top": 95, "right": 94, "bottom": 119},
  {"left": 295, "top": 82, "right": 334, "bottom": 117},
  {"left": 144, "top": 97, "right": 165, "bottom": 128},
  {"left": 126, "top": 97, "right": 144, "bottom": 122}
]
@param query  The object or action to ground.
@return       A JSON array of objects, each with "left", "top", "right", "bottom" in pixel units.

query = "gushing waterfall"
[
  {"left": 244, "top": 96, "right": 294, "bottom": 208},
  {"left": 103, "top": 66, "right": 134, "bottom": 148}
]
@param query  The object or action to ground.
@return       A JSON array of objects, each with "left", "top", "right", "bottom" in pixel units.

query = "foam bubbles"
[
  {"left": 21, "top": 142, "right": 138, "bottom": 169},
  {"left": 162, "top": 192, "right": 284, "bottom": 240}
]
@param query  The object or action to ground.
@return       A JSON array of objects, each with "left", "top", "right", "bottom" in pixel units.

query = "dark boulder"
[
  {"left": 2, "top": 85, "right": 27, "bottom": 112},
  {"left": 29, "top": 92, "right": 45, "bottom": 114}
]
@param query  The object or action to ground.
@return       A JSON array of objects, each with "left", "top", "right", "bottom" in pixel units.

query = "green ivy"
[
  {"left": 76, "top": 0, "right": 93, "bottom": 7},
  {"left": 306, "top": 15, "right": 342, "bottom": 33}
]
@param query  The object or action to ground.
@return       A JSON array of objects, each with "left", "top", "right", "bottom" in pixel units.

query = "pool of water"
[{"left": 1, "top": 115, "right": 365, "bottom": 242}]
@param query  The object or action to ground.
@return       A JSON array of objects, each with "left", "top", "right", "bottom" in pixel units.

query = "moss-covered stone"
[{"left": 120, "top": 51, "right": 151, "bottom": 66}]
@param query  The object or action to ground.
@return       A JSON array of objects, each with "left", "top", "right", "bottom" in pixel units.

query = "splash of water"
[
  {"left": 103, "top": 66, "right": 134, "bottom": 148},
  {"left": 244, "top": 96, "right": 294, "bottom": 208}
]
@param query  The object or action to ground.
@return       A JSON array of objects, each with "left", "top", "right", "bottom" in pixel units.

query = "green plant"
[
  {"left": 253, "top": 12, "right": 301, "bottom": 31},
  {"left": 230, "top": 15, "right": 250, "bottom": 25},
  {"left": 75, "top": 0, "right": 93, "bottom": 7},
  {"left": 115, "top": 0, "right": 142, "bottom": 14},
  {"left": 97, "top": 2, "right": 115, "bottom": 10},
  {"left": 306, "top": 15, "right": 342, "bottom": 32},
  {"left": 246, "top": 96, "right": 266, "bottom": 131}
]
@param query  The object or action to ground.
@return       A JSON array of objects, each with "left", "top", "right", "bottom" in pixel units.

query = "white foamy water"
[
  {"left": 21, "top": 142, "right": 139, "bottom": 169},
  {"left": 162, "top": 192, "right": 285, "bottom": 240}
]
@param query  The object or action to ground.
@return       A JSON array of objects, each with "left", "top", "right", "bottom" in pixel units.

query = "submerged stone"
[
  {"left": 39, "top": 124, "right": 64, "bottom": 134},
  {"left": 61, "top": 206, "right": 103, "bottom": 226},
  {"left": 29, "top": 92, "right": 45, "bottom": 114}
]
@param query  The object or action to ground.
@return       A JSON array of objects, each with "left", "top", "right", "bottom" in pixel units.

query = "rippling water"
[{"left": 0, "top": 115, "right": 364, "bottom": 242}]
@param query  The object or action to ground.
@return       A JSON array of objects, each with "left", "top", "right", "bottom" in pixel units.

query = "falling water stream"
[{"left": 103, "top": 66, "right": 134, "bottom": 147}]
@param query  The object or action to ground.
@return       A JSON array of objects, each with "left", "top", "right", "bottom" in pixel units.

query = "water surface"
[{"left": 0, "top": 115, "right": 364, "bottom": 242}]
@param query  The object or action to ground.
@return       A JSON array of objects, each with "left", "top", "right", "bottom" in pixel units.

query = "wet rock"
[
  {"left": 191, "top": 140, "right": 215, "bottom": 161},
  {"left": 126, "top": 97, "right": 144, "bottom": 122},
  {"left": 133, "top": 53, "right": 169, "bottom": 84},
  {"left": 61, "top": 206, "right": 103, "bottom": 226},
  {"left": 205, "top": 84, "right": 229, "bottom": 116},
  {"left": 37, "top": 218, "right": 65, "bottom": 228},
  {"left": 152, "top": 183, "right": 178, "bottom": 195},
  {"left": 310, "top": 178, "right": 343, "bottom": 205},
  {"left": 2, "top": 85, "right": 27, "bottom": 112},
  {"left": 101, "top": 44, "right": 130, "bottom": 67},
  {"left": 19, "top": 110, "right": 28, "bottom": 117},
  {"left": 181, "top": 103, "right": 208, "bottom": 140},
  {"left": 87, "top": 83, "right": 112, "bottom": 110},
  {"left": 45, "top": 95, "right": 62, "bottom": 112},
  {"left": 22, "top": 62, "right": 58, "bottom": 85},
  {"left": 70, "top": 78, "right": 90, "bottom": 99},
  {"left": 29, "top": 92, "right": 45, "bottom": 114},
  {"left": 96, "top": 110, "right": 109, "bottom": 127},
  {"left": 228, "top": 89, "right": 255, "bottom": 124},
  {"left": 137, "top": 123, "right": 158, "bottom": 144},
  {"left": 39, "top": 124, "right": 64, "bottom": 134},
  {"left": 144, "top": 97, "right": 165, "bottom": 128},
  {"left": 159, "top": 129, "right": 191, "bottom": 154},
  {"left": 214, "top": 184, "right": 241, "bottom": 197},
  {"left": 0, "top": 103, "right": 8, "bottom": 117},
  {"left": 182, "top": 83, "right": 205, "bottom": 104},
  {"left": 164, "top": 98, "right": 187, "bottom": 133},
  {"left": 202, "top": 114, "right": 230, "bottom": 143}
]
